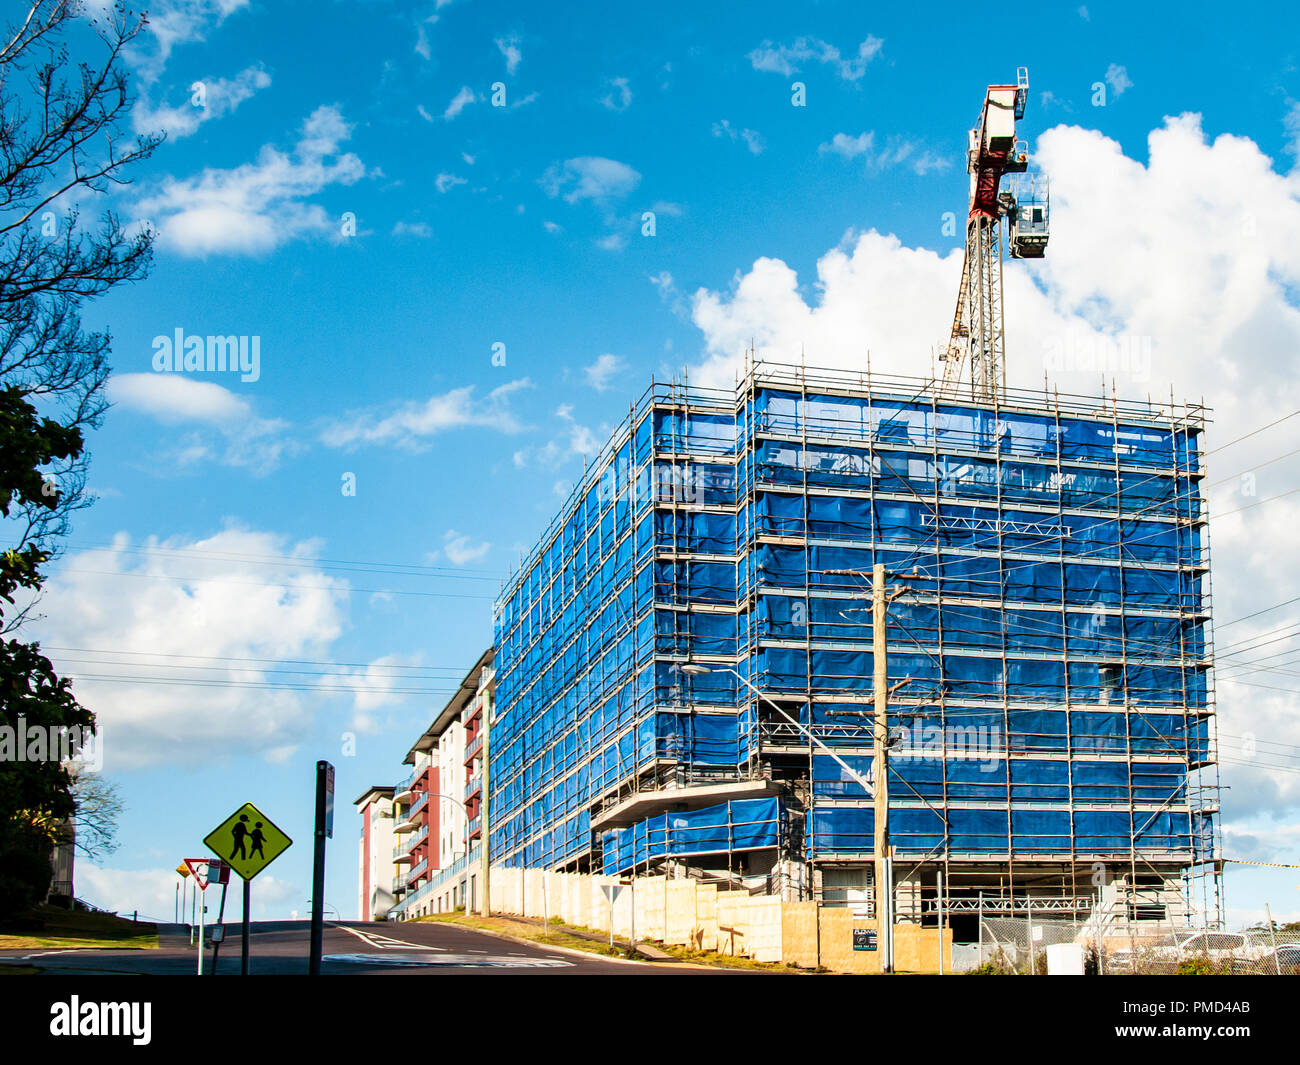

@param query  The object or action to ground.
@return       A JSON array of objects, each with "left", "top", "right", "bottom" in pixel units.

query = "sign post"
[
  {"left": 183, "top": 858, "right": 211, "bottom": 975},
  {"left": 207, "top": 859, "right": 231, "bottom": 973},
  {"left": 204, "top": 801, "right": 293, "bottom": 976},
  {"left": 600, "top": 883, "right": 626, "bottom": 950},
  {"left": 309, "top": 760, "right": 334, "bottom": 976}
]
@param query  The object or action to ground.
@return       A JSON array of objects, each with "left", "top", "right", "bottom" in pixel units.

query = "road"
[{"left": 0, "top": 919, "right": 724, "bottom": 976}]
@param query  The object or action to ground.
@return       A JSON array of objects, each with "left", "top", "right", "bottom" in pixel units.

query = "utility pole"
[
  {"left": 872, "top": 562, "right": 893, "bottom": 974},
  {"left": 479, "top": 684, "right": 492, "bottom": 917}
]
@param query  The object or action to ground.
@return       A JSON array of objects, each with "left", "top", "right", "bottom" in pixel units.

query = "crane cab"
[{"left": 1009, "top": 176, "right": 1049, "bottom": 259}]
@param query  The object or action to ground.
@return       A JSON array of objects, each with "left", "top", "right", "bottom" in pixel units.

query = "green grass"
[
  {"left": 0, "top": 904, "right": 158, "bottom": 951},
  {"left": 414, "top": 911, "right": 803, "bottom": 969}
]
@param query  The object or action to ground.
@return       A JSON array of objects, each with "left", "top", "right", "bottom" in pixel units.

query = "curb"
[{"left": 425, "top": 917, "right": 715, "bottom": 970}]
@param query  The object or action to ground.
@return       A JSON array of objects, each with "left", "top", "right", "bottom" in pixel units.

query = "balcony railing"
[
  {"left": 464, "top": 776, "right": 482, "bottom": 802},
  {"left": 464, "top": 732, "right": 484, "bottom": 762},
  {"left": 467, "top": 815, "right": 482, "bottom": 838},
  {"left": 409, "top": 792, "right": 429, "bottom": 817},
  {"left": 408, "top": 858, "right": 428, "bottom": 881}
]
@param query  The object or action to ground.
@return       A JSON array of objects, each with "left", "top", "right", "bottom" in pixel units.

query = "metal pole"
[
  {"left": 309, "top": 760, "right": 330, "bottom": 975},
  {"left": 240, "top": 879, "right": 250, "bottom": 976},
  {"left": 480, "top": 687, "right": 492, "bottom": 917},
  {"left": 1265, "top": 903, "right": 1281, "bottom": 975},
  {"left": 197, "top": 878, "right": 205, "bottom": 976},
  {"left": 1026, "top": 897, "right": 1034, "bottom": 975},
  {"left": 210, "top": 875, "right": 229, "bottom": 974},
  {"left": 872, "top": 562, "right": 893, "bottom": 974}
]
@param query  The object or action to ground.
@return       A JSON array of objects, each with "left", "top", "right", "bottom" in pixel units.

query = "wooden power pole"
[{"left": 872, "top": 562, "right": 893, "bottom": 973}]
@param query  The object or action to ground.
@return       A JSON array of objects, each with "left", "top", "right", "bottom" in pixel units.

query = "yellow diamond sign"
[{"left": 203, "top": 802, "right": 293, "bottom": 881}]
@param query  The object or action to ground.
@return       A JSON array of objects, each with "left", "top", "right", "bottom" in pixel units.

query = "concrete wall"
[{"left": 483, "top": 864, "right": 953, "bottom": 973}]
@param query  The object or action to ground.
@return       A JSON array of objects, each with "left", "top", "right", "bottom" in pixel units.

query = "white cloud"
[
  {"left": 392, "top": 220, "right": 433, "bottom": 237},
  {"left": 109, "top": 374, "right": 295, "bottom": 473},
  {"left": 686, "top": 112, "right": 1300, "bottom": 855},
  {"left": 540, "top": 157, "right": 641, "bottom": 203},
  {"left": 78, "top": 864, "right": 298, "bottom": 921},
  {"left": 133, "top": 65, "right": 270, "bottom": 139},
  {"left": 126, "top": 0, "right": 250, "bottom": 83},
  {"left": 820, "top": 131, "right": 873, "bottom": 159},
  {"left": 513, "top": 405, "right": 601, "bottom": 469},
  {"left": 435, "top": 172, "right": 467, "bottom": 193},
  {"left": 595, "top": 232, "right": 626, "bottom": 251},
  {"left": 747, "top": 35, "right": 883, "bottom": 81},
  {"left": 417, "top": 104, "right": 434, "bottom": 123},
  {"left": 337, "top": 652, "right": 428, "bottom": 731},
  {"left": 321, "top": 379, "right": 532, "bottom": 451},
  {"left": 35, "top": 530, "right": 349, "bottom": 769},
  {"left": 584, "top": 353, "right": 623, "bottom": 390},
  {"left": 415, "top": 15, "right": 439, "bottom": 60},
  {"left": 444, "top": 86, "right": 478, "bottom": 120},
  {"left": 1105, "top": 63, "right": 1133, "bottom": 99},
  {"left": 713, "top": 119, "right": 764, "bottom": 155},
  {"left": 496, "top": 34, "right": 522, "bottom": 75},
  {"left": 543, "top": 220, "right": 563, "bottom": 234},
  {"left": 440, "top": 530, "right": 491, "bottom": 567},
  {"left": 601, "top": 77, "right": 633, "bottom": 111},
  {"left": 135, "top": 105, "right": 365, "bottom": 256},
  {"left": 111, "top": 372, "right": 250, "bottom": 423},
  {"left": 820, "top": 130, "right": 950, "bottom": 174}
]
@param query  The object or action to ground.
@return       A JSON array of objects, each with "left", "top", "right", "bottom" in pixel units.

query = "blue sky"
[{"left": 32, "top": 0, "right": 1300, "bottom": 923}]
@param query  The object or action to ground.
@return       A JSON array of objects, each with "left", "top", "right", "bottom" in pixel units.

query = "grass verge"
[
  {"left": 0, "top": 904, "right": 158, "bottom": 951},
  {"left": 413, "top": 910, "right": 803, "bottom": 970}
]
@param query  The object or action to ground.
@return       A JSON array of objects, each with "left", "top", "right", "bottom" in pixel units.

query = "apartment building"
[
  {"left": 382, "top": 647, "right": 493, "bottom": 920},
  {"left": 354, "top": 785, "right": 396, "bottom": 921}
]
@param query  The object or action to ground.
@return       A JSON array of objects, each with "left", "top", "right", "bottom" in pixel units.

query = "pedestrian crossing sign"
[{"left": 203, "top": 802, "right": 293, "bottom": 881}]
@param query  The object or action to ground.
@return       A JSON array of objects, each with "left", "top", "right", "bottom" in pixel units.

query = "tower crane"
[{"left": 939, "top": 67, "right": 1049, "bottom": 399}]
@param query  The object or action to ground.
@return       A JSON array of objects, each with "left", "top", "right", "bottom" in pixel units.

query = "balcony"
[
  {"left": 409, "top": 792, "right": 429, "bottom": 818},
  {"left": 408, "top": 858, "right": 428, "bottom": 882},
  {"left": 467, "top": 815, "right": 482, "bottom": 839},
  {"left": 464, "top": 776, "right": 482, "bottom": 802},
  {"left": 464, "top": 732, "right": 484, "bottom": 763},
  {"left": 404, "top": 825, "right": 428, "bottom": 853},
  {"left": 394, "top": 772, "right": 415, "bottom": 802}
]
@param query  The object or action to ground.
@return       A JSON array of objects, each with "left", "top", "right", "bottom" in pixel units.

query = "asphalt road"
[{"left": 0, "top": 920, "right": 719, "bottom": 976}]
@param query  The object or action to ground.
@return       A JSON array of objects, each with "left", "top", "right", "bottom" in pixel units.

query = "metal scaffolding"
[{"left": 489, "top": 361, "right": 1220, "bottom": 933}]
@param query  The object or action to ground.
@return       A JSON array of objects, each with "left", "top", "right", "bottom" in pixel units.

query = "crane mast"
[{"left": 940, "top": 67, "right": 1048, "bottom": 399}]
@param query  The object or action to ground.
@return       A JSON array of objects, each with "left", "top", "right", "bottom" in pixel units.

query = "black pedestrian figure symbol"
[
  {"left": 249, "top": 821, "right": 267, "bottom": 860},
  {"left": 231, "top": 814, "right": 250, "bottom": 859}
]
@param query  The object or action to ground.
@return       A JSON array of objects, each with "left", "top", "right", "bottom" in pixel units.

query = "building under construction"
[{"left": 487, "top": 69, "right": 1221, "bottom": 940}]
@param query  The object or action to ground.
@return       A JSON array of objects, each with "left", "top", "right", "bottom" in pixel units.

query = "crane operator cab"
[{"left": 1009, "top": 175, "right": 1050, "bottom": 259}]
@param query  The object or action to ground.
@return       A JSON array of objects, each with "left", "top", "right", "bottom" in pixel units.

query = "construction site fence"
[
  {"left": 481, "top": 865, "right": 1292, "bottom": 975},
  {"left": 977, "top": 915, "right": 1300, "bottom": 975}
]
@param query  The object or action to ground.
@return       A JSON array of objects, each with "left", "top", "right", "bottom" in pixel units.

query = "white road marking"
[
  {"left": 324, "top": 952, "right": 572, "bottom": 969},
  {"left": 332, "top": 924, "right": 441, "bottom": 952}
]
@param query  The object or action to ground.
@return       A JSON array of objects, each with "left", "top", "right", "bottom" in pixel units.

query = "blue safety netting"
[
  {"left": 490, "top": 377, "right": 1210, "bottom": 870},
  {"left": 601, "top": 797, "right": 782, "bottom": 875}
]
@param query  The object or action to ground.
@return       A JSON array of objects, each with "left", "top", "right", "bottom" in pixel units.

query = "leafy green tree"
[{"left": 0, "top": 2, "right": 157, "bottom": 918}]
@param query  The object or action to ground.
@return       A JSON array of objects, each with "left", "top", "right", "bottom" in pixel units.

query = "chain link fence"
[{"left": 974, "top": 916, "right": 1300, "bottom": 974}]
